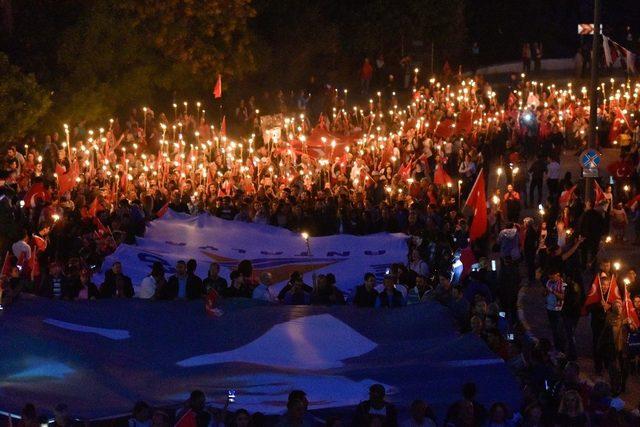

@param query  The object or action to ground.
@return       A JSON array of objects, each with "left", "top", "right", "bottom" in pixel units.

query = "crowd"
[{"left": 2, "top": 68, "right": 640, "bottom": 425}]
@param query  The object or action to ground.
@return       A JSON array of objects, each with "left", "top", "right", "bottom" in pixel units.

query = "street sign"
[
  {"left": 580, "top": 149, "right": 601, "bottom": 178},
  {"left": 578, "top": 24, "right": 594, "bottom": 35},
  {"left": 580, "top": 149, "right": 601, "bottom": 169}
]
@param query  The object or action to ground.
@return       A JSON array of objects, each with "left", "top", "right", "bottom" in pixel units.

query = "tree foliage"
[
  {"left": 55, "top": 0, "right": 255, "bottom": 123},
  {"left": 0, "top": 52, "right": 51, "bottom": 142}
]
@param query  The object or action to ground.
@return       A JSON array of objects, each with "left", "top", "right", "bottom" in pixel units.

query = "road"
[{"left": 487, "top": 146, "right": 640, "bottom": 406}]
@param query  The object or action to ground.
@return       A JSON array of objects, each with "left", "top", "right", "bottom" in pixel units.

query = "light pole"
[{"left": 585, "top": 0, "right": 601, "bottom": 203}]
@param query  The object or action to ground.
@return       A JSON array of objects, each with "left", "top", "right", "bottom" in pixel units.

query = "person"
[
  {"left": 223, "top": 270, "right": 253, "bottom": 299},
  {"left": 352, "top": 384, "right": 398, "bottom": 427},
  {"left": 163, "top": 260, "right": 204, "bottom": 300},
  {"left": 554, "top": 389, "right": 588, "bottom": 427},
  {"left": 137, "top": 262, "right": 165, "bottom": 299},
  {"left": 128, "top": 401, "right": 151, "bottom": 427},
  {"left": 252, "top": 272, "right": 277, "bottom": 302},
  {"left": 229, "top": 409, "right": 251, "bottom": 427},
  {"left": 283, "top": 278, "right": 311, "bottom": 305},
  {"left": 402, "top": 400, "right": 436, "bottom": 427},
  {"left": 545, "top": 270, "right": 567, "bottom": 353},
  {"left": 406, "top": 274, "right": 432, "bottom": 305},
  {"left": 175, "top": 390, "right": 213, "bottom": 427},
  {"left": 528, "top": 155, "right": 547, "bottom": 207},
  {"left": 561, "top": 276, "right": 583, "bottom": 361},
  {"left": 376, "top": 274, "right": 406, "bottom": 308},
  {"left": 353, "top": 273, "right": 379, "bottom": 307},
  {"left": 585, "top": 272, "right": 613, "bottom": 375},
  {"left": 100, "top": 261, "right": 134, "bottom": 298},
  {"left": 203, "top": 262, "right": 227, "bottom": 294},
  {"left": 75, "top": 268, "right": 99, "bottom": 300},
  {"left": 277, "top": 271, "right": 312, "bottom": 301},
  {"left": 444, "top": 382, "right": 487, "bottom": 426},
  {"left": 546, "top": 156, "right": 561, "bottom": 199},
  {"left": 533, "top": 42, "right": 543, "bottom": 74},
  {"left": 11, "top": 230, "right": 31, "bottom": 263},
  {"left": 485, "top": 402, "right": 515, "bottom": 427},
  {"left": 503, "top": 185, "right": 521, "bottom": 222},
  {"left": 276, "top": 390, "right": 315, "bottom": 427},
  {"left": 311, "top": 273, "right": 345, "bottom": 305},
  {"left": 38, "top": 261, "right": 75, "bottom": 299},
  {"left": 360, "top": 57, "right": 373, "bottom": 94},
  {"left": 597, "top": 299, "right": 631, "bottom": 395},
  {"left": 522, "top": 43, "right": 532, "bottom": 73},
  {"left": 18, "top": 403, "right": 39, "bottom": 427}
]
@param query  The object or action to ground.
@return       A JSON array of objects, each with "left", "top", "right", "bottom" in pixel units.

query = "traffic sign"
[{"left": 580, "top": 149, "right": 601, "bottom": 169}]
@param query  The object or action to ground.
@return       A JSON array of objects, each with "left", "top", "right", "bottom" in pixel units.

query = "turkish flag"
[
  {"left": 464, "top": 170, "right": 487, "bottom": 241},
  {"left": 433, "top": 164, "right": 453, "bottom": 186},
  {"left": 174, "top": 409, "right": 197, "bottom": 427},
  {"left": 213, "top": 74, "right": 222, "bottom": 99},
  {"left": 88, "top": 197, "right": 102, "bottom": 218},
  {"left": 559, "top": 184, "right": 577, "bottom": 207},
  {"left": 624, "top": 284, "right": 640, "bottom": 328},
  {"left": 607, "top": 274, "right": 622, "bottom": 304},
  {"left": 220, "top": 116, "right": 227, "bottom": 136},
  {"left": 57, "top": 161, "right": 79, "bottom": 195},
  {"left": 581, "top": 275, "right": 603, "bottom": 315},
  {"left": 1, "top": 251, "right": 13, "bottom": 277},
  {"left": 593, "top": 180, "right": 606, "bottom": 205},
  {"left": 23, "top": 182, "right": 51, "bottom": 208}
]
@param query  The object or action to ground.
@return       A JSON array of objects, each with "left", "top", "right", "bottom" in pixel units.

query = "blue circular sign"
[{"left": 580, "top": 149, "right": 601, "bottom": 169}]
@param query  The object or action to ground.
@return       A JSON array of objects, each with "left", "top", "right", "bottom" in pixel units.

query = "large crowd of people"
[{"left": 2, "top": 66, "right": 640, "bottom": 425}]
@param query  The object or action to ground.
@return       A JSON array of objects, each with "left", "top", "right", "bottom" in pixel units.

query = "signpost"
[{"left": 580, "top": 149, "right": 601, "bottom": 178}]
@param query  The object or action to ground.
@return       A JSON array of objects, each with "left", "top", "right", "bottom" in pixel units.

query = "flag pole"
[{"left": 585, "top": 0, "right": 601, "bottom": 203}]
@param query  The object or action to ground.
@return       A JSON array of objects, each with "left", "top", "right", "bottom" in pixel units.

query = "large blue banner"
[{"left": 0, "top": 296, "right": 521, "bottom": 420}]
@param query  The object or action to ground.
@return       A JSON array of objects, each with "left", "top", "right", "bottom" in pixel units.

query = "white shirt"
[
  {"left": 252, "top": 284, "right": 277, "bottom": 302},
  {"left": 11, "top": 240, "right": 31, "bottom": 262},
  {"left": 137, "top": 276, "right": 157, "bottom": 299},
  {"left": 547, "top": 161, "right": 561, "bottom": 179}
]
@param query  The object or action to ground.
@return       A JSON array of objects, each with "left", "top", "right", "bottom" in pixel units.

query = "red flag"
[
  {"left": 624, "top": 284, "right": 640, "bottom": 328},
  {"left": 30, "top": 247, "right": 40, "bottom": 282},
  {"left": 581, "top": 275, "right": 604, "bottom": 315},
  {"left": 464, "top": 170, "right": 487, "bottom": 241},
  {"left": 174, "top": 409, "right": 197, "bottom": 427},
  {"left": 55, "top": 163, "right": 66, "bottom": 177},
  {"left": 119, "top": 172, "right": 128, "bottom": 192},
  {"left": 32, "top": 235, "right": 47, "bottom": 252},
  {"left": 607, "top": 274, "right": 622, "bottom": 304},
  {"left": 93, "top": 217, "right": 109, "bottom": 235},
  {"left": 57, "top": 161, "right": 79, "bottom": 195},
  {"left": 433, "top": 165, "right": 453, "bottom": 186},
  {"left": 559, "top": 184, "right": 577, "bottom": 207},
  {"left": 88, "top": 198, "right": 102, "bottom": 218},
  {"left": 156, "top": 202, "right": 170, "bottom": 218},
  {"left": 1, "top": 251, "right": 13, "bottom": 277},
  {"left": 23, "top": 182, "right": 51, "bottom": 208},
  {"left": 593, "top": 180, "right": 606, "bottom": 205},
  {"left": 220, "top": 116, "right": 227, "bottom": 136},
  {"left": 213, "top": 74, "right": 222, "bottom": 99}
]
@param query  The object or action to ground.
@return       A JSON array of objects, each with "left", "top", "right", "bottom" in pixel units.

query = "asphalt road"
[{"left": 489, "top": 146, "right": 640, "bottom": 407}]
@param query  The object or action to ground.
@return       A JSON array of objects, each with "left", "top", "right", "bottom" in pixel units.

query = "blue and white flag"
[{"left": 97, "top": 210, "right": 409, "bottom": 293}]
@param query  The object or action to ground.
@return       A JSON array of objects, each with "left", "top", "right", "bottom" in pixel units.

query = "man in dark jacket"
[
  {"left": 100, "top": 261, "right": 134, "bottom": 298},
  {"left": 352, "top": 384, "right": 398, "bottom": 427},
  {"left": 353, "top": 273, "right": 379, "bottom": 307},
  {"left": 163, "top": 260, "right": 204, "bottom": 300},
  {"left": 38, "top": 262, "right": 75, "bottom": 299}
]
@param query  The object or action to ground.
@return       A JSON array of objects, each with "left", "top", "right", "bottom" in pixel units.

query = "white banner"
[{"left": 96, "top": 210, "right": 408, "bottom": 295}]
